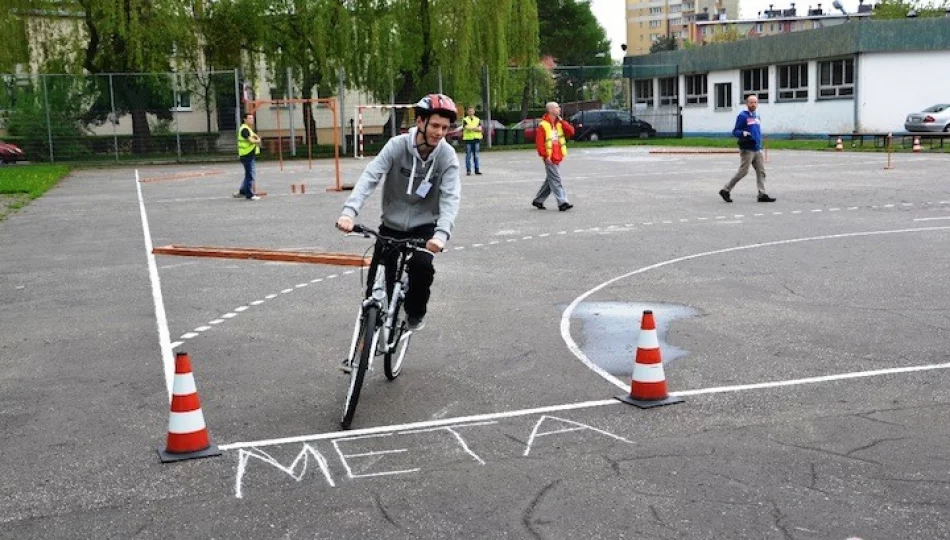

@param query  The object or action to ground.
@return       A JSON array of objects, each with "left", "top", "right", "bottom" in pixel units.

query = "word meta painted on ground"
[{"left": 234, "top": 415, "right": 633, "bottom": 499}]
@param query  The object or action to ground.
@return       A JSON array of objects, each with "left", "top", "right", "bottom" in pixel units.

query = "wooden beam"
[{"left": 152, "top": 245, "right": 370, "bottom": 266}]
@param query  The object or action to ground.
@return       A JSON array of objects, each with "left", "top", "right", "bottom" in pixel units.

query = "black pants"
[{"left": 364, "top": 224, "right": 437, "bottom": 319}]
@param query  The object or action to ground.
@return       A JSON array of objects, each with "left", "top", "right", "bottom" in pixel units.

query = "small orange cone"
[
  {"left": 158, "top": 352, "right": 221, "bottom": 462},
  {"left": 912, "top": 137, "right": 922, "bottom": 153},
  {"left": 291, "top": 183, "right": 297, "bottom": 194},
  {"left": 300, "top": 183, "right": 306, "bottom": 194},
  {"left": 835, "top": 137, "right": 843, "bottom": 152},
  {"left": 616, "top": 310, "right": 684, "bottom": 409}
]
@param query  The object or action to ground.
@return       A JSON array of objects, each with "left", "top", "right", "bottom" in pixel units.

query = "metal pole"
[
  {"left": 109, "top": 74, "right": 119, "bottom": 162},
  {"left": 483, "top": 66, "right": 492, "bottom": 149},
  {"left": 172, "top": 74, "right": 182, "bottom": 160},
  {"left": 338, "top": 67, "right": 347, "bottom": 155},
  {"left": 287, "top": 66, "right": 296, "bottom": 157},
  {"left": 41, "top": 74, "right": 54, "bottom": 163},
  {"left": 390, "top": 74, "right": 396, "bottom": 138},
  {"left": 438, "top": 66, "right": 443, "bottom": 94},
  {"left": 233, "top": 68, "right": 241, "bottom": 143}
]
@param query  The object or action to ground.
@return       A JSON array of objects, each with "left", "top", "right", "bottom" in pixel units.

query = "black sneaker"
[
  {"left": 407, "top": 316, "right": 426, "bottom": 331},
  {"left": 474, "top": 171, "right": 482, "bottom": 175},
  {"left": 719, "top": 189, "right": 733, "bottom": 203},
  {"left": 558, "top": 202, "right": 574, "bottom": 212},
  {"left": 466, "top": 171, "right": 471, "bottom": 176},
  {"left": 532, "top": 201, "right": 546, "bottom": 210},
  {"left": 757, "top": 194, "right": 777, "bottom": 203}
]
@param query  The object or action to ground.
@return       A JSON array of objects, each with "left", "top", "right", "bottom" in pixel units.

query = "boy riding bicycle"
[{"left": 336, "top": 93, "right": 462, "bottom": 333}]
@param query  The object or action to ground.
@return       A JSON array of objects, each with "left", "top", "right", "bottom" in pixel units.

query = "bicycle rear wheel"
[
  {"left": 383, "top": 294, "right": 411, "bottom": 380},
  {"left": 342, "top": 306, "right": 379, "bottom": 428}
]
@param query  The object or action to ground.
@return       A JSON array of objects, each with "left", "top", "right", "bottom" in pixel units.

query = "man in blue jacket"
[{"left": 719, "top": 95, "right": 776, "bottom": 203}]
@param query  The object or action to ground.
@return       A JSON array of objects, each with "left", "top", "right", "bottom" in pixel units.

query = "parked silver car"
[{"left": 904, "top": 104, "right": 950, "bottom": 133}]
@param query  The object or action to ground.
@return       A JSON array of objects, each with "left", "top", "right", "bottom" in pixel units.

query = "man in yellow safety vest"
[
  {"left": 532, "top": 102, "right": 575, "bottom": 211},
  {"left": 234, "top": 113, "right": 262, "bottom": 200},
  {"left": 462, "top": 106, "right": 483, "bottom": 176}
]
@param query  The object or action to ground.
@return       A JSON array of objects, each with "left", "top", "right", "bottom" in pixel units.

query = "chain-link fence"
[
  {"left": 0, "top": 70, "right": 240, "bottom": 163},
  {"left": 2, "top": 66, "right": 681, "bottom": 163}
]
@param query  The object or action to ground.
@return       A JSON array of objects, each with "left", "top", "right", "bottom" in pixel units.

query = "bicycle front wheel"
[
  {"left": 384, "top": 295, "right": 411, "bottom": 380},
  {"left": 342, "top": 305, "right": 380, "bottom": 429}
]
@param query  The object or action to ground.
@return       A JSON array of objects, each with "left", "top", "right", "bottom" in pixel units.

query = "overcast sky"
[{"left": 588, "top": 0, "right": 868, "bottom": 59}]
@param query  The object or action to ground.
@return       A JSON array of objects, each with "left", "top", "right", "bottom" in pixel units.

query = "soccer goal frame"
[{"left": 354, "top": 104, "right": 416, "bottom": 159}]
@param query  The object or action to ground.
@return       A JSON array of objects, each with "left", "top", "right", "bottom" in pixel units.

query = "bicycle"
[{"left": 340, "top": 224, "right": 429, "bottom": 429}]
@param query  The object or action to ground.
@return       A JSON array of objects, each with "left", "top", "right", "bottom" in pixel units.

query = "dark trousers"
[
  {"left": 239, "top": 154, "right": 255, "bottom": 197},
  {"left": 364, "top": 224, "right": 437, "bottom": 319}
]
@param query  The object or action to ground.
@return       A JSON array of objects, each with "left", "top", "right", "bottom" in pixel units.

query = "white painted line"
[
  {"left": 489, "top": 240, "right": 501, "bottom": 244},
  {"left": 883, "top": 204, "right": 895, "bottom": 208},
  {"left": 327, "top": 274, "right": 338, "bottom": 279},
  {"left": 642, "top": 222, "right": 654, "bottom": 226},
  {"left": 250, "top": 300, "right": 264, "bottom": 306},
  {"left": 473, "top": 243, "right": 484, "bottom": 247},
  {"left": 625, "top": 224, "right": 636, "bottom": 227},
  {"left": 235, "top": 306, "right": 249, "bottom": 312},
  {"left": 560, "top": 225, "right": 950, "bottom": 391},
  {"left": 311, "top": 278, "right": 323, "bottom": 283},
  {"left": 265, "top": 294, "right": 278, "bottom": 299},
  {"left": 811, "top": 209, "right": 822, "bottom": 213},
  {"left": 717, "top": 220, "right": 743, "bottom": 224},
  {"left": 697, "top": 217, "right": 708, "bottom": 221},
  {"left": 556, "top": 231, "right": 567, "bottom": 235},
  {"left": 773, "top": 212, "right": 783, "bottom": 215},
  {"left": 135, "top": 169, "right": 175, "bottom": 402},
  {"left": 829, "top": 208, "right": 840, "bottom": 211},
  {"left": 295, "top": 283, "right": 308, "bottom": 288},
  {"left": 181, "top": 332, "right": 199, "bottom": 340},
  {"left": 195, "top": 326, "right": 211, "bottom": 332},
  {"left": 223, "top": 313, "right": 238, "bottom": 319},
  {"left": 539, "top": 233, "right": 551, "bottom": 237},
  {"left": 209, "top": 319, "right": 225, "bottom": 325},
  {"left": 344, "top": 270, "right": 355, "bottom": 275},
  {"left": 589, "top": 227, "right": 601, "bottom": 232},
  {"left": 507, "top": 239, "right": 518, "bottom": 242},
  {"left": 170, "top": 341, "right": 183, "bottom": 349},
  {"left": 574, "top": 229, "right": 585, "bottom": 233},
  {"left": 791, "top": 210, "right": 802, "bottom": 214},
  {"left": 753, "top": 213, "right": 764, "bottom": 217},
  {"left": 661, "top": 220, "right": 672, "bottom": 224},
  {"left": 218, "top": 399, "right": 618, "bottom": 450},
  {"left": 281, "top": 289, "right": 293, "bottom": 294},
  {"left": 454, "top": 246, "right": 466, "bottom": 250},
  {"left": 733, "top": 215, "right": 744, "bottom": 218},
  {"left": 913, "top": 217, "right": 950, "bottom": 222},
  {"left": 848, "top": 207, "right": 858, "bottom": 210},
  {"left": 901, "top": 203, "right": 913, "bottom": 207},
  {"left": 523, "top": 236, "right": 533, "bottom": 240}
]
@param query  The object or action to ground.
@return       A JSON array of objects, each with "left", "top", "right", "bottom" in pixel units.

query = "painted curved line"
[{"left": 560, "top": 226, "right": 950, "bottom": 391}]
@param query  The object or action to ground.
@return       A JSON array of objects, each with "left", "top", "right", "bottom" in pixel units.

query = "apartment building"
[
  {"left": 692, "top": 1, "right": 873, "bottom": 44},
  {"left": 626, "top": 0, "right": 740, "bottom": 55}
]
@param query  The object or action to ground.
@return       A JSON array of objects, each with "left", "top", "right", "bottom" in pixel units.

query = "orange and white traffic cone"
[
  {"left": 158, "top": 352, "right": 221, "bottom": 463},
  {"left": 616, "top": 310, "right": 684, "bottom": 409},
  {"left": 912, "top": 137, "right": 922, "bottom": 153},
  {"left": 835, "top": 137, "right": 843, "bottom": 152}
]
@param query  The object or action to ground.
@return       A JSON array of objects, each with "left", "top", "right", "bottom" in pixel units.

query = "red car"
[
  {"left": 511, "top": 118, "right": 541, "bottom": 142},
  {"left": 0, "top": 140, "right": 26, "bottom": 164}
]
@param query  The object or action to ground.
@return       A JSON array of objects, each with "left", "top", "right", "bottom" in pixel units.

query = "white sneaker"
[
  {"left": 232, "top": 192, "right": 243, "bottom": 198},
  {"left": 249, "top": 195, "right": 261, "bottom": 201}
]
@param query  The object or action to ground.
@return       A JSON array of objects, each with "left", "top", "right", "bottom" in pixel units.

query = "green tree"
[
  {"left": 5, "top": 0, "right": 202, "bottom": 154},
  {"left": 649, "top": 35, "right": 678, "bottom": 53},
  {"left": 708, "top": 26, "right": 742, "bottom": 43},
  {"left": 537, "top": 0, "right": 611, "bottom": 106},
  {"left": 871, "top": 0, "right": 949, "bottom": 18}
]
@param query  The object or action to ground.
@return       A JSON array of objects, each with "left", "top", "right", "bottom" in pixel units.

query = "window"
[
  {"left": 685, "top": 74, "right": 708, "bottom": 105},
  {"left": 818, "top": 58, "right": 854, "bottom": 99},
  {"left": 715, "top": 82, "right": 732, "bottom": 110},
  {"left": 658, "top": 77, "right": 678, "bottom": 106},
  {"left": 755, "top": 23, "right": 763, "bottom": 32},
  {"left": 741, "top": 67, "right": 769, "bottom": 102},
  {"left": 777, "top": 63, "right": 808, "bottom": 101},
  {"left": 635, "top": 79, "right": 654, "bottom": 106},
  {"left": 650, "top": 6, "right": 663, "bottom": 13},
  {"left": 173, "top": 91, "right": 192, "bottom": 111},
  {"left": 650, "top": 20, "right": 662, "bottom": 28}
]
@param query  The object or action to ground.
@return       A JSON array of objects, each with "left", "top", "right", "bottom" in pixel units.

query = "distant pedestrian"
[
  {"left": 234, "top": 113, "right": 261, "bottom": 201},
  {"left": 719, "top": 95, "right": 776, "bottom": 203},
  {"left": 532, "top": 102, "right": 575, "bottom": 211},
  {"left": 462, "top": 106, "right": 483, "bottom": 176}
]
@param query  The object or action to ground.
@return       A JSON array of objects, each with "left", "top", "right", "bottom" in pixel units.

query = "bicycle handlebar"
[{"left": 344, "top": 224, "right": 429, "bottom": 249}]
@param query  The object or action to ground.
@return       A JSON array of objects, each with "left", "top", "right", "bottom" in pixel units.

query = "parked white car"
[{"left": 904, "top": 104, "right": 950, "bottom": 133}]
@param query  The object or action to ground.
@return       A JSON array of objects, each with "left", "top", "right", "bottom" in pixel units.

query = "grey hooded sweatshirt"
[{"left": 342, "top": 127, "right": 461, "bottom": 244}]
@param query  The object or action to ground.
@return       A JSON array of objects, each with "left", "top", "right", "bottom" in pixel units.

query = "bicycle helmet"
[{"left": 414, "top": 93, "right": 458, "bottom": 123}]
